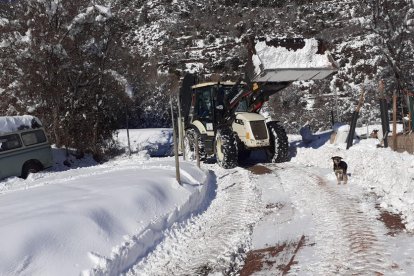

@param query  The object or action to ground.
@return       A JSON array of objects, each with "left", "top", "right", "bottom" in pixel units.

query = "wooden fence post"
[
  {"left": 195, "top": 135, "right": 200, "bottom": 168},
  {"left": 378, "top": 80, "right": 389, "bottom": 147},
  {"left": 125, "top": 104, "right": 131, "bottom": 156},
  {"left": 170, "top": 96, "right": 181, "bottom": 185},
  {"left": 392, "top": 91, "right": 398, "bottom": 151}
]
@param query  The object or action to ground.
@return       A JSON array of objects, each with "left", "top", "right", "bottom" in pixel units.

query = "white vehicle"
[{"left": 0, "top": 116, "right": 53, "bottom": 179}]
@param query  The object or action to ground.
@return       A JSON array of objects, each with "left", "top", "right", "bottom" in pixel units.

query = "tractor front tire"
[
  {"left": 266, "top": 122, "right": 289, "bottom": 163},
  {"left": 215, "top": 128, "right": 238, "bottom": 169}
]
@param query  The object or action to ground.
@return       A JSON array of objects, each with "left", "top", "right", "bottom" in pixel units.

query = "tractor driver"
[{"left": 198, "top": 99, "right": 211, "bottom": 118}]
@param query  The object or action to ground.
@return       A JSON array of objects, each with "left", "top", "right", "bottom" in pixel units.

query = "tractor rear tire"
[
  {"left": 215, "top": 128, "right": 238, "bottom": 169},
  {"left": 183, "top": 128, "right": 204, "bottom": 161},
  {"left": 266, "top": 122, "right": 289, "bottom": 163}
]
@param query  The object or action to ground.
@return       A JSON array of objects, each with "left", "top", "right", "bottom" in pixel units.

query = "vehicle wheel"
[
  {"left": 215, "top": 128, "right": 238, "bottom": 169},
  {"left": 21, "top": 161, "right": 43, "bottom": 179},
  {"left": 266, "top": 122, "right": 289, "bottom": 163},
  {"left": 183, "top": 128, "right": 205, "bottom": 161}
]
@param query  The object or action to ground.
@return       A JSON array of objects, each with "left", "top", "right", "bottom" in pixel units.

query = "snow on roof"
[{"left": 0, "top": 115, "right": 42, "bottom": 134}]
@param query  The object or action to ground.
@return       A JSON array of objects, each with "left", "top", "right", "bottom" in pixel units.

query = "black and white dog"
[{"left": 331, "top": 156, "right": 348, "bottom": 184}]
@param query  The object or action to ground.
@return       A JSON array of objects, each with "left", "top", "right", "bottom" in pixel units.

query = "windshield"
[
  {"left": 194, "top": 87, "right": 213, "bottom": 119},
  {"left": 235, "top": 99, "right": 248, "bottom": 112},
  {"left": 220, "top": 85, "right": 248, "bottom": 112}
]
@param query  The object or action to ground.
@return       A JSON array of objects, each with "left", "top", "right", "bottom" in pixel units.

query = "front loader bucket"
[
  {"left": 254, "top": 67, "right": 338, "bottom": 82},
  {"left": 250, "top": 38, "right": 338, "bottom": 83}
]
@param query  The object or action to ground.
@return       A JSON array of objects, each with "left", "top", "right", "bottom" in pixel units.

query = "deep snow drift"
[
  {"left": 116, "top": 129, "right": 173, "bottom": 157},
  {"left": 0, "top": 129, "right": 210, "bottom": 276},
  {"left": 0, "top": 157, "right": 210, "bottom": 276}
]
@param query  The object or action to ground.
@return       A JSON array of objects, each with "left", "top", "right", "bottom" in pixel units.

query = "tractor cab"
[
  {"left": 187, "top": 82, "right": 244, "bottom": 156},
  {"left": 189, "top": 82, "right": 244, "bottom": 130}
]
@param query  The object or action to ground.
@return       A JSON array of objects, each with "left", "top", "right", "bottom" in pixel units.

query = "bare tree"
[
  {"left": 0, "top": 1, "right": 136, "bottom": 158},
  {"left": 366, "top": 0, "right": 414, "bottom": 93}
]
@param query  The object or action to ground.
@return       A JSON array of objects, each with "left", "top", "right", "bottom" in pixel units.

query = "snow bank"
[
  {"left": 0, "top": 115, "right": 42, "bottom": 134},
  {"left": 115, "top": 129, "right": 173, "bottom": 157},
  {"left": 331, "top": 123, "right": 352, "bottom": 144},
  {"left": 0, "top": 154, "right": 212, "bottom": 275},
  {"left": 51, "top": 147, "right": 98, "bottom": 171},
  {"left": 86, "top": 162, "right": 214, "bottom": 276},
  {"left": 253, "top": 38, "right": 333, "bottom": 76},
  {"left": 290, "top": 130, "right": 414, "bottom": 231}
]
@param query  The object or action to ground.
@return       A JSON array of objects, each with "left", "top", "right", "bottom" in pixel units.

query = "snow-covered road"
[
  {"left": 243, "top": 162, "right": 414, "bottom": 275},
  {"left": 125, "top": 161, "right": 414, "bottom": 276},
  {"left": 272, "top": 163, "right": 393, "bottom": 275},
  {"left": 128, "top": 166, "right": 263, "bottom": 275}
]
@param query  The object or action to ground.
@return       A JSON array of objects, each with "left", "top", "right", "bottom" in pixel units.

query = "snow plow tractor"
[{"left": 178, "top": 38, "right": 338, "bottom": 169}]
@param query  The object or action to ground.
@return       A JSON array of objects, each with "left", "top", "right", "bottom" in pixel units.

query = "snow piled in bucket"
[
  {"left": 0, "top": 115, "right": 42, "bottom": 134},
  {"left": 253, "top": 38, "right": 333, "bottom": 75}
]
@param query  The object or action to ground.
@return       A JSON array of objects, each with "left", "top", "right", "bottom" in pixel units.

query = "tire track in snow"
[
  {"left": 127, "top": 166, "right": 262, "bottom": 276},
  {"left": 270, "top": 164, "right": 393, "bottom": 275},
  {"left": 312, "top": 174, "right": 391, "bottom": 275}
]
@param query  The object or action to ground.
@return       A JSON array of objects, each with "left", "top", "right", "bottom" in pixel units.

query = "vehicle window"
[
  {"left": 21, "top": 130, "right": 47, "bottom": 146},
  {"left": 195, "top": 87, "right": 212, "bottom": 119},
  {"left": 222, "top": 86, "right": 233, "bottom": 96},
  {"left": 0, "top": 134, "right": 22, "bottom": 152},
  {"left": 236, "top": 99, "right": 248, "bottom": 112}
]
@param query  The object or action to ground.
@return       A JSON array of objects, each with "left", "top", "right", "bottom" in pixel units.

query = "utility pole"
[
  {"left": 126, "top": 104, "right": 131, "bottom": 156},
  {"left": 177, "top": 93, "right": 185, "bottom": 160},
  {"left": 392, "top": 90, "right": 398, "bottom": 151},
  {"left": 334, "top": 87, "right": 340, "bottom": 122},
  {"left": 170, "top": 95, "right": 181, "bottom": 185},
  {"left": 378, "top": 80, "right": 389, "bottom": 147}
]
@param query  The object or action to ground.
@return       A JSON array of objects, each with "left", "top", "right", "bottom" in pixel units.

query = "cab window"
[
  {"left": 236, "top": 99, "right": 248, "bottom": 112},
  {"left": 194, "top": 87, "right": 213, "bottom": 119},
  {"left": 21, "top": 130, "right": 47, "bottom": 146},
  {"left": 0, "top": 134, "right": 22, "bottom": 152}
]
